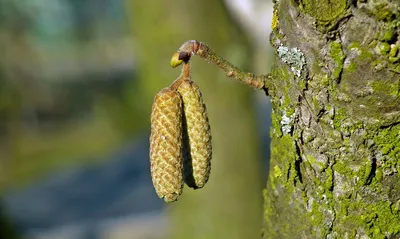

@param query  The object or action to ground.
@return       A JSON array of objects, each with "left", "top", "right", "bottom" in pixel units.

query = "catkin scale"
[
  {"left": 178, "top": 80, "right": 212, "bottom": 189},
  {"left": 149, "top": 88, "right": 184, "bottom": 202}
]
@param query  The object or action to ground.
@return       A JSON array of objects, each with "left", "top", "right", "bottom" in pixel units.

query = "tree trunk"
[{"left": 263, "top": 0, "right": 400, "bottom": 238}]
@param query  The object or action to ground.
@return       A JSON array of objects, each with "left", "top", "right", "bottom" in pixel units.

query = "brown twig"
[
  {"left": 170, "top": 40, "right": 272, "bottom": 91},
  {"left": 169, "top": 63, "right": 191, "bottom": 91}
]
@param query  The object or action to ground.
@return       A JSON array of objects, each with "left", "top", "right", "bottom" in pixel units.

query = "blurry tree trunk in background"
[
  {"left": 263, "top": 0, "right": 400, "bottom": 238},
  {"left": 0, "top": 204, "right": 19, "bottom": 239},
  {"left": 125, "top": 0, "right": 263, "bottom": 239}
]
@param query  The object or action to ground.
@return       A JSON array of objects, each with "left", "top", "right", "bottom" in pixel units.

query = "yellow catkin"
[
  {"left": 149, "top": 88, "right": 184, "bottom": 202},
  {"left": 178, "top": 80, "right": 212, "bottom": 189}
]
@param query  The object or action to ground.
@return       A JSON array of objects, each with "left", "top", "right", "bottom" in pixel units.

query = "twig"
[
  {"left": 169, "top": 63, "right": 191, "bottom": 91},
  {"left": 170, "top": 40, "right": 273, "bottom": 92}
]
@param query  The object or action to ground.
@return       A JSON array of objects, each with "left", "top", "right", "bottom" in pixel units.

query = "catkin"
[
  {"left": 178, "top": 80, "right": 212, "bottom": 189},
  {"left": 149, "top": 88, "right": 184, "bottom": 202}
]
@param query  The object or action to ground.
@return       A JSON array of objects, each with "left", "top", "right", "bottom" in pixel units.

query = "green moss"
[
  {"left": 330, "top": 41, "right": 345, "bottom": 80},
  {"left": 313, "top": 73, "right": 330, "bottom": 88},
  {"left": 286, "top": 161, "right": 298, "bottom": 190},
  {"left": 331, "top": 107, "right": 347, "bottom": 129},
  {"left": 389, "top": 45, "right": 398, "bottom": 57},
  {"left": 373, "top": 124, "right": 400, "bottom": 162},
  {"left": 303, "top": 160, "right": 338, "bottom": 236},
  {"left": 271, "top": 111, "right": 283, "bottom": 137},
  {"left": 282, "top": 92, "right": 293, "bottom": 111},
  {"left": 371, "top": 59, "right": 384, "bottom": 68},
  {"left": 359, "top": 162, "right": 373, "bottom": 186},
  {"left": 355, "top": 201, "right": 399, "bottom": 236},
  {"left": 379, "top": 29, "right": 396, "bottom": 42},
  {"left": 375, "top": 169, "right": 383, "bottom": 182},
  {"left": 371, "top": 80, "right": 399, "bottom": 97},
  {"left": 308, "top": 177, "right": 335, "bottom": 236},
  {"left": 273, "top": 165, "right": 283, "bottom": 178},
  {"left": 267, "top": 129, "right": 299, "bottom": 194},
  {"left": 270, "top": 133, "right": 299, "bottom": 182},
  {"left": 373, "top": 2, "right": 396, "bottom": 21},
  {"left": 271, "top": 65, "right": 297, "bottom": 131},
  {"left": 376, "top": 42, "right": 390, "bottom": 55},
  {"left": 333, "top": 186, "right": 400, "bottom": 237},
  {"left": 388, "top": 56, "right": 400, "bottom": 63},
  {"left": 285, "top": 107, "right": 295, "bottom": 117},
  {"left": 299, "top": 79, "right": 307, "bottom": 90},
  {"left": 349, "top": 42, "right": 361, "bottom": 49},
  {"left": 345, "top": 61, "right": 357, "bottom": 73},
  {"left": 349, "top": 42, "right": 374, "bottom": 62},
  {"left": 394, "top": 64, "right": 400, "bottom": 73},
  {"left": 299, "top": 0, "right": 347, "bottom": 23},
  {"left": 312, "top": 96, "right": 320, "bottom": 110},
  {"left": 307, "top": 155, "right": 317, "bottom": 164},
  {"left": 325, "top": 167, "right": 333, "bottom": 191},
  {"left": 333, "top": 161, "right": 352, "bottom": 175},
  {"left": 329, "top": 132, "right": 399, "bottom": 236},
  {"left": 310, "top": 201, "right": 324, "bottom": 230},
  {"left": 264, "top": 132, "right": 310, "bottom": 237},
  {"left": 271, "top": 65, "right": 291, "bottom": 86},
  {"left": 282, "top": 136, "right": 300, "bottom": 181},
  {"left": 383, "top": 31, "right": 395, "bottom": 42}
]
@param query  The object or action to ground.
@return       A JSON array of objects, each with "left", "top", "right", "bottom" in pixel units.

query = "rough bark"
[{"left": 263, "top": 0, "right": 400, "bottom": 238}]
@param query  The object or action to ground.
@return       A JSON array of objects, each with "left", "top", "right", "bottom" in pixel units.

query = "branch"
[
  {"left": 170, "top": 40, "right": 273, "bottom": 92},
  {"left": 169, "top": 63, "right": 191, "bottom": 91}
]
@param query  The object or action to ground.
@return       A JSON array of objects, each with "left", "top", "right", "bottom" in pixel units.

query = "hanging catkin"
[
  {"left": 178, "top": 80, "right": 212, "bottom": 189},
  {"left": 149, "top": 87, "right": 184, "bottom": 202}
]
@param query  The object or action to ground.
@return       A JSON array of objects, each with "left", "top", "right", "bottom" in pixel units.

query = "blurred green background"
[{"left": 0, "top": 0, "right": 273, "bottom": 238}]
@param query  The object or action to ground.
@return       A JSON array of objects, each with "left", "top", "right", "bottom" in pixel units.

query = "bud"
[
  {"left": 149, "top": 88, "right": 184, "bottom": 202},
  {"left": 178, "top": 80, "right": 212, "bottom": 189},
  {"left": 170, "top": 52, "right": 184, "bottom": 68}
]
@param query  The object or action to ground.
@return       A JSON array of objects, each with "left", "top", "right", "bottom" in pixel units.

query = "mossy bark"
[{"left": 263, "top": 0, "right": 400, "bottom": 238}]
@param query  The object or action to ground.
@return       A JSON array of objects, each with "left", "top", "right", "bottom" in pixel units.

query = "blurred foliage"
[
  {"left": 126, "top": 0, "right": 264, "bottom": 238},
  {"left": 0, "top": 0, "right": 142, "bottom": 190}
]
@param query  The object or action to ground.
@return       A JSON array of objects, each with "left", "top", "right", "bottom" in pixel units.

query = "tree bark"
[{"left": 263, "top": 0, "right": 400, "bottom": 238}]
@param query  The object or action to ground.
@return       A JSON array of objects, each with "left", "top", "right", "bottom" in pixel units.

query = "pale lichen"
[
  {"left": 277, "top": 46, "right": 306, "bottom": 77},
  {"left": 280, "top": 111, "right": 295, "bottom": 134}
]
